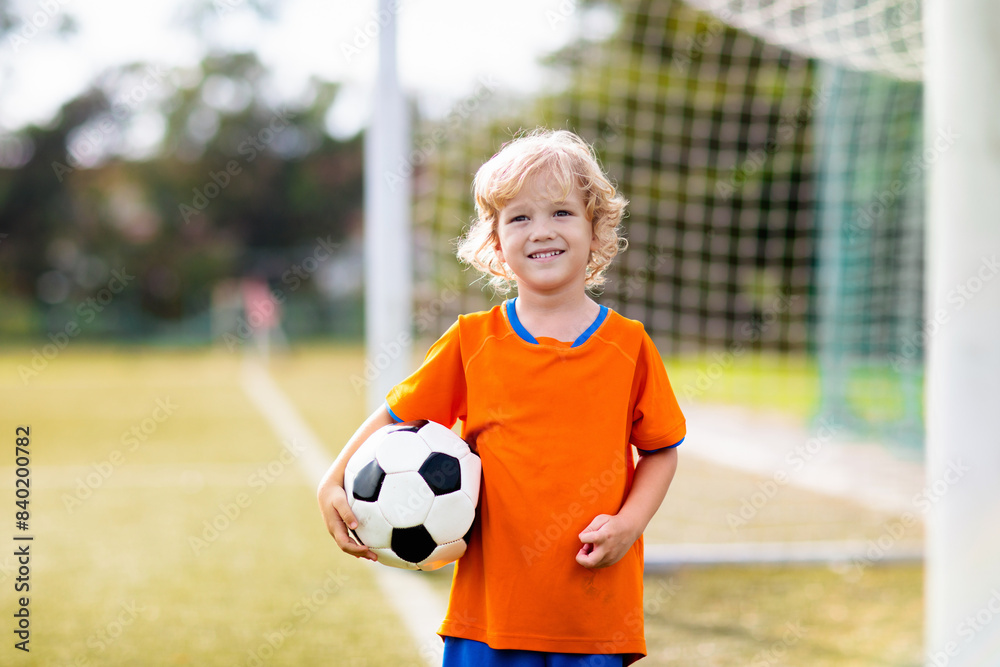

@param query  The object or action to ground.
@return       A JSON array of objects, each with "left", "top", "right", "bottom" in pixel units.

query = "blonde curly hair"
[{"left": 456, "top": 129, "right": 628, "bottom": 294}]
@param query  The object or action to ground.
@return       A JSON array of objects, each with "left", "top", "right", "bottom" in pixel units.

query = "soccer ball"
[{"left": 344, "top": 419, "right": 481, "bottom": 570}]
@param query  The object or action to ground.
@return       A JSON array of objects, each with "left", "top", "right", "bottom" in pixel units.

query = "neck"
[
  {"left": 515, "top": 289, "right": 593, "bottom": 316},
  {"left": 512, "top": 289, "right": 600, "bottom": 342}
]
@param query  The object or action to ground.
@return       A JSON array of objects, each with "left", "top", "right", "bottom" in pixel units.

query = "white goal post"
[
  {"left": 924, "top": 0, "right": 1000, "bottom": 663},
  {"left": 364, "top": 0, "right": 413, "bottom": 414}
]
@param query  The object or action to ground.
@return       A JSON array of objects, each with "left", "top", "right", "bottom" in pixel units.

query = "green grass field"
[{"left": 0, "top": 345, "right": 921, "bottom": 665}]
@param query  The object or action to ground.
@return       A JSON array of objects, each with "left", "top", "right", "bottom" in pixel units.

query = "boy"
[{"left": 317, "top": 129, "right": 686, "bottom": 665}]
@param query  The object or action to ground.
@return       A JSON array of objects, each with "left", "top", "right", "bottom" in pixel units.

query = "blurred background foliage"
[
  {"left": 0, "top": 0, "right": 365, "bottom": 341},
  {"left": 2, "top": 0, "right": 771, "bottom": 346}
]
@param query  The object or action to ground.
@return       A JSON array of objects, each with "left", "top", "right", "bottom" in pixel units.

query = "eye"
[
  {"left": 509, "top": 214, "right": 528, "bottom": 223},
  {"left": 555, "top": 210, "right": 572, "bottom": 217}
]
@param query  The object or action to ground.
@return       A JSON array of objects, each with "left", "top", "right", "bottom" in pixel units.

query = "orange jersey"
[{"left": 386, "top": 299, "right": 686, "bottom": 661}]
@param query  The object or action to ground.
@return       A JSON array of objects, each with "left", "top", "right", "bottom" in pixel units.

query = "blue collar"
[{"left": 505, "top": 298, "right": 609, "bottom": 348}]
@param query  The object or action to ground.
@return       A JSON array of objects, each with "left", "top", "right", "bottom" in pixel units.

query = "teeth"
[{"left": 531, "top": 250, "right": 562, "bottom": 259}]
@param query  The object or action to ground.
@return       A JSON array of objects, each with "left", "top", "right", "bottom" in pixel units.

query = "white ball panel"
[
  {"left": 349, "top": 500, "right": 393, "bottom": 549},
  {"left": 345, "top": 429, "right": 389, "bottom": 478},
  {"left": 375, "top": 431, "right": 432, "bottom": 473},
  {"left": 418, "top": 540, "right": 468, "bottom": 571},
  {"left": 458, "top": 454, "right": 482, "bottom": 504},
  {"left": 418, "top": 421, "right": 470, "bottom": 458},
  {"left": 371, "top": 547, "right": 419, "bottom": 570},
  {"left": 344, "top": 468, "right": 354, "bottom": 502},
  {"left": 423, "top": 492, "right": 476, "bottom": 544},
  {"left": 377, "top": 472, "right": 433, "bottom": 527}
]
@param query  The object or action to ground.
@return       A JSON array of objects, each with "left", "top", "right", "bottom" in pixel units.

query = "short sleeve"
[
  {"left": 385, "top": 320, "right": 467, "bottom": 428},
  {"left": 630, "top": 332, "right": 686, "bottom": 452}
]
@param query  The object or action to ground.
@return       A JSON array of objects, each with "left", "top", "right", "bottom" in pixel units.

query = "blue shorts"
[{"left": 442, "top": 637, "right": 625, "bottom": 667}]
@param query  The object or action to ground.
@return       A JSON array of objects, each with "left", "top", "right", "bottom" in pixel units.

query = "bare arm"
[
  {"left": 316, "top": 404, "right": 395, "bottom": 561},
  {"left": 576, "top": 446, "right": 679, "bottom": 569}
]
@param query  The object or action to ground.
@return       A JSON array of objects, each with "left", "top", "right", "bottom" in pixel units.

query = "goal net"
[{"left": 408, "top": 0, "right": 926, "bottom": 561}]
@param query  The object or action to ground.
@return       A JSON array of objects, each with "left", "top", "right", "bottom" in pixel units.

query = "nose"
[{"left": 527, "top": 217, "right": 556, "bottom": 241}]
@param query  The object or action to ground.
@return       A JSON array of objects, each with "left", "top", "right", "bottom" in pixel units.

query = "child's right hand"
[
  {"left": 316, "top": 405, "right": 396, "bottom": 563},
  {"left": 317, "top": 474, "right": 378, "bottom": 562}
]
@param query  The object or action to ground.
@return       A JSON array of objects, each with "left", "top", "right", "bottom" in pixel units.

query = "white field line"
[
  {"left": 240, "top": 359, "right": 446, "bottom": 666},
  {"left": 643, "top": 540, "right": 923, "bottom": 571},
  {"left": 18, "top": 462, "right": 296, "bottom": 489}
]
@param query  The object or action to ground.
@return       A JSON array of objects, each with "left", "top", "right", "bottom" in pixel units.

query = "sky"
[{"left": 0, "top": 0, "right": 617, "bottom": 138}]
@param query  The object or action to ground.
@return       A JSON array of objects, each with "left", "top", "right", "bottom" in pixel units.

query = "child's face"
[{"left": 494, "top": 170, "right": 598, "bottom": 298}]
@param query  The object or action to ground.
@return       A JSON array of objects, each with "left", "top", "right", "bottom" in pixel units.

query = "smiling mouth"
[{"left": 529, "top": 250, "right": 564, "bottom": 259}]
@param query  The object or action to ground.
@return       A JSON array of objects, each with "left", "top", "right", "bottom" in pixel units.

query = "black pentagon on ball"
[
  {"left": 352, "top": 460, "right": 385, "bottom": 502},
  {"left": 391, "top": 525, "right": 438, "bottom": 563},
  {"left": 418, "top": 452, "right": 462, "bottom": 495}
]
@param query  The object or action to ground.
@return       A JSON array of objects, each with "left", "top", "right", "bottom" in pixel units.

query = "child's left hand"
[{"left": 575, "top": 514, "right": 640, "bottom": 569}]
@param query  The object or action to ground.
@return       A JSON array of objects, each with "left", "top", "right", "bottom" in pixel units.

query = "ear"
[
  {"left": 493, "top": 241, "right": 507, "bottom": 270},
  {"left": 493, "top": 235, "right": 506, "bottom": 266}
]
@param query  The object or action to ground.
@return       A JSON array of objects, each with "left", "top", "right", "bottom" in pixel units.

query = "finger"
[
  {"left": 578, "top": 552, "right": 611, "bottom": 570},
  {"left": 333, "top": 521, "right": 378, "bottom": 560},
  {"left": 319, "top": 490, "right": 359, "bottom": 537},
  {"left": 346, "top": 543, "right": 378, "bottom": 561},
  {"left": 330, "top": 494, "right": 359, "bottom": 531},
  {"left": 318, "top": 484, "right": 377, "bottom": 561},
  {"left": 323, "top": 508, "right": 352, "bottom": 540},
  {"left": 578, "top": 514, "right": 611, "bottom": 540},
  {"left": 579, "top": 522, "right": 609, "bottom": 545},
  {"left": 576, "top": 544, "right": 601, "bottom": 569}
]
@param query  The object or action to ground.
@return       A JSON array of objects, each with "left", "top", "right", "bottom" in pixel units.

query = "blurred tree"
[{"left": 0, "top": 47, "right": 363, "bottom": 335}]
